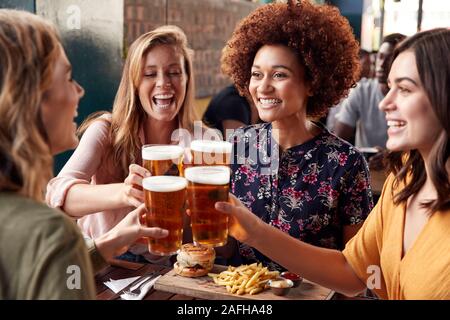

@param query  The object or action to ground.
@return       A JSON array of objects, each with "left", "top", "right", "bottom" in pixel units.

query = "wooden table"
[
  {"left": 95, "top": 261, "right": 196, "bottom": 300},
  {"left": 95, "top": 261, "right": 371, "bottom": 300}
]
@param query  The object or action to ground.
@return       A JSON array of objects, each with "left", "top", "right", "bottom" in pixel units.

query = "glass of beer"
[
  {"left": 143, "top": 176, "right": 187, "bottom": 256},
  {"left": 185, "top": 166, "right": 230, "bottom": 247},
  {"left": 142, "top": 144, "right": 184, "bottom": 176},
  {"left": 190, "top": 140, "right": 232, "bottom": 166}
]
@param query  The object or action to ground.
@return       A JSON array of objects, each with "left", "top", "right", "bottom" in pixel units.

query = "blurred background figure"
[
  {"left": 332, "top": 33, "right": 406, "bottom": 150},
  {"left": 370, "top": 50, "right": 378, "bottom": 78},
  {"left": 325, "top": 46, "right": 374, "bottom": 133},
  {"left": 202, "top": 84, "right": 260, "bottom": 140},
  {"left": 359, "top": 48, "right": 374, "bottom": 79}
]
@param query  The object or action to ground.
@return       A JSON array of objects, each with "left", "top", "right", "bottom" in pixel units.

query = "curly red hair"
[{"left": 221, "top": 0, "right": 360, "bottom": 118}]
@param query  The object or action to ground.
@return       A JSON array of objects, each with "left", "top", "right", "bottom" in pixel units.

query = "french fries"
[{"left": 208, "top": 263, "right": 279, "bottom": 295}]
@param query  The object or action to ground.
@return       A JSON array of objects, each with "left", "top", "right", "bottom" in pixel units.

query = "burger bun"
[{"left": 174, "top": 243, "right": 215, "bottom": 278}]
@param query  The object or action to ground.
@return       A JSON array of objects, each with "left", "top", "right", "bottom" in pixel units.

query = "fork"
[
  {"left": 123, "top": 271, "right": 155, "bottom": 293},
  {"left": 123, "top": 271, "right": 161, "bottom": 297}
]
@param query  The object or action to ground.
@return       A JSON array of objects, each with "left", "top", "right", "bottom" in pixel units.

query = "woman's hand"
[
  {"left": 95, "top": 204, "right": 168, "bottom": 261},
  {"left": 214, "top": 194, "right": 265, "bottom": 246},
  {"left": 122, "top": 164, "right": 150, "bottom": 207}
]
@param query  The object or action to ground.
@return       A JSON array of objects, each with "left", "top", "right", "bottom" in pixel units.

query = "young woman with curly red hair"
[{"left": 218, "top": 0, "right": 374, "bottom": 271}]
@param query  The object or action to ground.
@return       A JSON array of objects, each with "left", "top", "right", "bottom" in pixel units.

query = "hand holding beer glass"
[
  {"left": 185, "top": 166, "right": 230, "bottom": 247},
  {"left": 143, "top": 176, "right": 187, "bottom": 255},
  {"left": 142, "top": 144, "right": 184, "bottom": 176}
]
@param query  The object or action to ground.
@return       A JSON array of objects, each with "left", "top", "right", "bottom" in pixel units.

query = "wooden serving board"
[{"left": 154, "top": 265, "right": 334, "bottom": 300}]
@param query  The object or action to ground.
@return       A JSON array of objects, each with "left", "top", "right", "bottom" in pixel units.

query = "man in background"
[{"left": 332, "top": 33, "right": 406, "bottom": 150}]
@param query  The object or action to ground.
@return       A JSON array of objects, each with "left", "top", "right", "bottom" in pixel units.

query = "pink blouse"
[{"left": 46, "top": 114, "right": 197, "bottom": 263}]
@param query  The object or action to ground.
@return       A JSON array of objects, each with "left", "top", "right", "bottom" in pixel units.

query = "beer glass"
[
  {"left": 190, "top": 140, "right": 232, "bottom": 166},
  {"left": 143, "top": 176, "right": 187, "bottom": 256},
  {"left": 142, "top": 144, "right": 184, "bottom": 176},
  {"left": 185, "top": 166, "right": 230, "bottom": 247}
]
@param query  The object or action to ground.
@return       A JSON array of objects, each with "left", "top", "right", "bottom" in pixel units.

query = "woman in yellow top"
[{"left": 215, "top": 28, "right": 450, "bottom": 299}]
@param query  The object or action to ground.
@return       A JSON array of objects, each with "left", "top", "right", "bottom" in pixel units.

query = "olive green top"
[{"left": 0, "top": 192, "right": 107, "bottom": 299}]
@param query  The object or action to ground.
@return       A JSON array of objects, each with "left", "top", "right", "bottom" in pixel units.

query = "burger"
[{"left": 173, "top": 243, "right": 216, "bottom": 277}]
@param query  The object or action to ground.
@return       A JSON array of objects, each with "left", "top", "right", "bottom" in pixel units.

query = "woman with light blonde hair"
[
  {"left": 46, "top": 25, "right": 203, "bottom": 263},
  {"left": 0, "top": 9, "right": 168, "bottom": 299}
]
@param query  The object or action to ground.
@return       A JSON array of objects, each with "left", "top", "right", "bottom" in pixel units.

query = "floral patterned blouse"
[{"left": 229, "top": 122, "right": 373, "bottom": 271}]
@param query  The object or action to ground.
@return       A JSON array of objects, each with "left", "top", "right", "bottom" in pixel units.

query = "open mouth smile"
[{"left": 153, "top": 93, "right": 174, "bottom": 110}]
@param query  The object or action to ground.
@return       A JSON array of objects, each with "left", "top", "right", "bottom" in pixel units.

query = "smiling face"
[
  {"left": 138, "top": 44, "right": 187, "bottom": 123},
  {"left": 249, "top": 44, "right": 311, "bottom": 124},
  {"left": 40, "top": 46, "right": 84, "bottom": 155},
  {"left": 379, "top": 51, "right": 443, "bottom": 155}
]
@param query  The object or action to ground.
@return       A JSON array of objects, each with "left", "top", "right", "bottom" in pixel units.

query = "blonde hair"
[
  {"left": 0, "top": 9, "right": 61, "bottom": 201},
  {"left": 79, "top": 25, "right": 200, "bottom": 178}
]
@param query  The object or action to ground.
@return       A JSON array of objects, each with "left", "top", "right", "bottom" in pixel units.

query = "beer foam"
[
  {"left": 184, "top": 166, "right": 230, "bottom": 185},
  {"left": 143, "top": 176, "right": 187, "bottom": 192},
  {"left": 142, "top": 145, "right": 184, "bottom": 160},
  {"left": 190, "top": 140, "right": 232, "bottom": 154}
]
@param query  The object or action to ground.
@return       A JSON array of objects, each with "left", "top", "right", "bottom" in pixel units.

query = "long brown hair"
[
  {"left": 78, "top": 25, "right": 200, "bottom": 178},
  {"left": 0, "top": 10, "right": 61, "bottom": 201},
  {"left": 386, "top": 28, "right": 450, "bottom": 212}
]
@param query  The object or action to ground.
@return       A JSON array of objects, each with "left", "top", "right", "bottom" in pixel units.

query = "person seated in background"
[
  {"left": 359, "top": 49, "right": 373, "bottom": 80},
  {"left": 0, "top": 9, "right": 168, "bottom": 299},
  {"left": 202, "top": 84, "right": 260, "bottom": 140},
  {"left": 219, "top": 0, "right": 373, "bottom": 271},
  {"left": 332, "top": 33, "right": 406, "bottom": 151},
  {"left": 46, "top": 25, "right": 204, "bottom": 265},
  {"left": 369, "top": 50, "right": 378, "bottom": 78},
  {"left": 326, "top": 47, "right": 376, "bottom": 132},
  {"left": 216, "top": 28, "right": 450, "bottom": 300}
]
